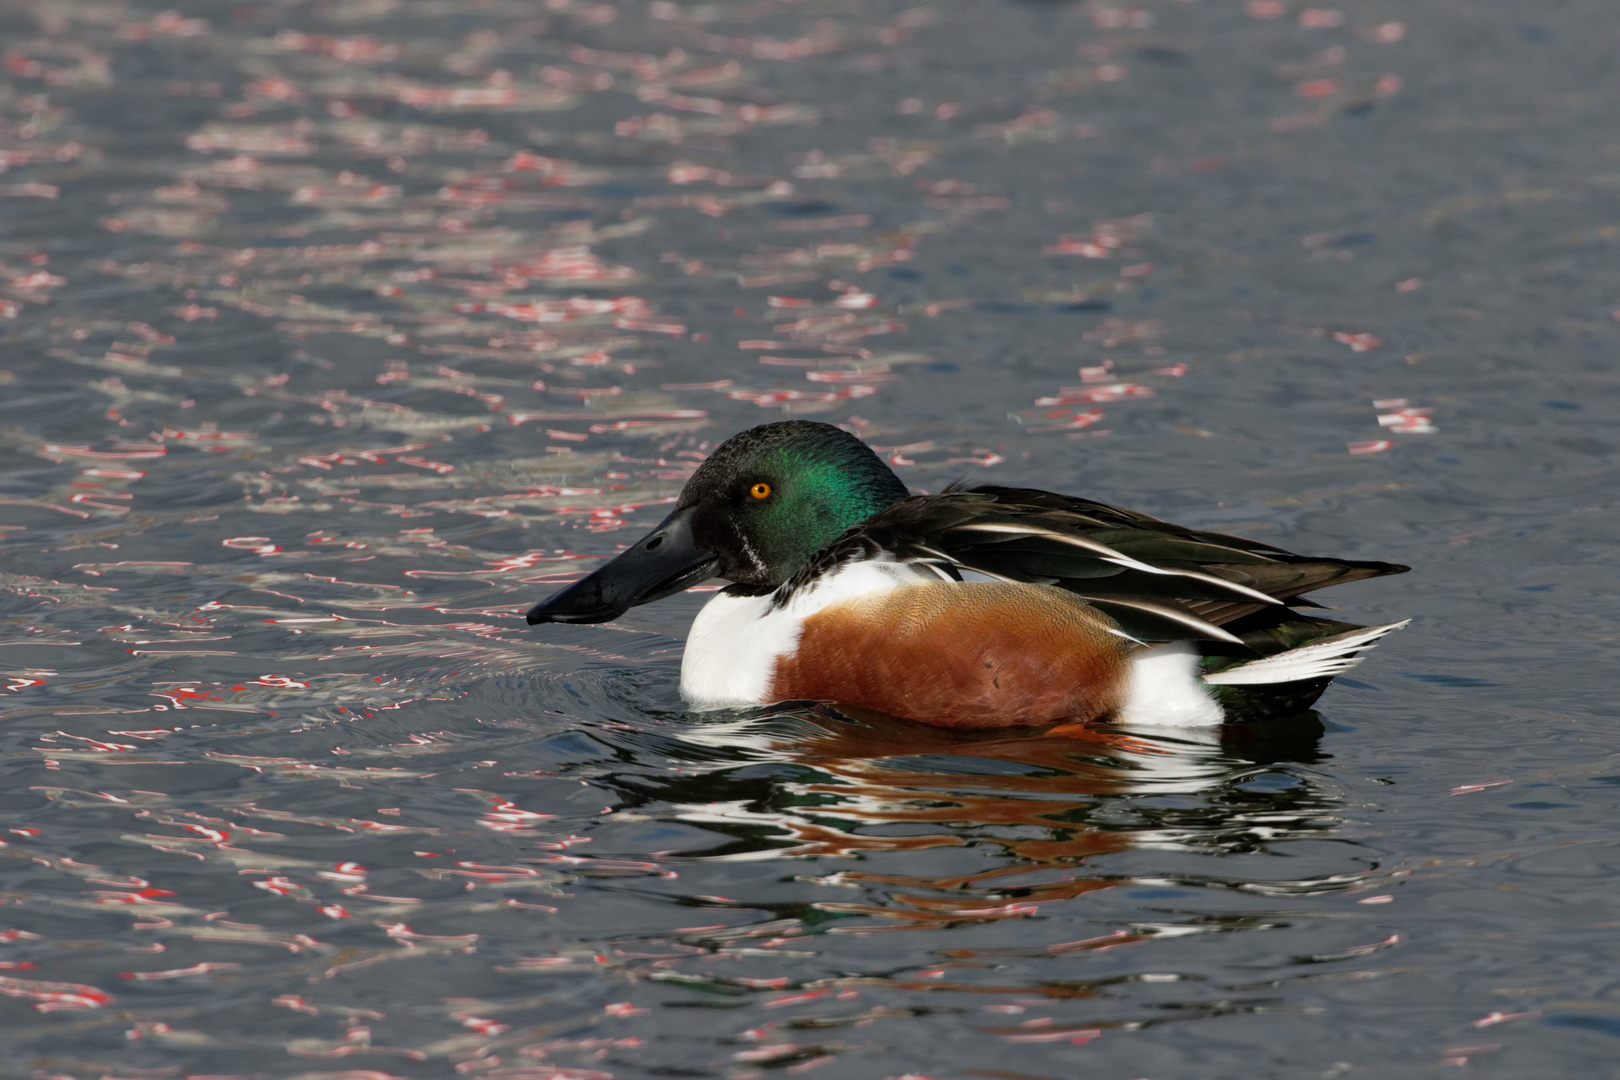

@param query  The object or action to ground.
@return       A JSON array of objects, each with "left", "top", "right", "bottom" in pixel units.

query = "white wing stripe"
[
  {"left": 945, "top": 522, "right": 1179, "bottom": 577},
  {"left": 946, "top": 521, "right": 1281, "bottom": 604}
]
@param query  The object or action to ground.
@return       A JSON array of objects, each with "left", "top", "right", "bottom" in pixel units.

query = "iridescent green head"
[
  {"left": 525, "top": 421, "right": 908, "bottom": 625},
  {"left": 679, "top": 420, "right": 910, "bottom": 591}
]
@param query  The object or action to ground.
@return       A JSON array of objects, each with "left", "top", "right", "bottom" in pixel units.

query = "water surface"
[{"left": 2, "top": 0, "right": 1619, "bottom": 1076}]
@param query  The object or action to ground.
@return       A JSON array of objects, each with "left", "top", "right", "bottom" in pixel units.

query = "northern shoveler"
[{"left": 526, "top": 420, "right": 1410, "bottom": 728}]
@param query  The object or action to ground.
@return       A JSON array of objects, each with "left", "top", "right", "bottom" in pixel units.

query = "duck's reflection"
[{"left": 612, "top": 709, "right": 1332, "bottom": 929}]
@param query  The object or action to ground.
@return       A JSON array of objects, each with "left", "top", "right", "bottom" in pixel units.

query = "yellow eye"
[{"left": 749, "top": 482, "right": 771, "bottom": 500}]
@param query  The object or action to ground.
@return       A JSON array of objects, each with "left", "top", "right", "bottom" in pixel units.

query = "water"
[{"left": 1, "top": 0, "right": 1618, "bottom": 1076}]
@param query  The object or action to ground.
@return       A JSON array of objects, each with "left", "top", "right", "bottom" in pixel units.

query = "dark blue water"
[{"left": 2, "top": 1, "right": 1619, "bottom": 1076}]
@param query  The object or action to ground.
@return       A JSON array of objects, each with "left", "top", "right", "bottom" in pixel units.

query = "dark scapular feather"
[{"left": 807, "top": 485, "right": 1407, "bottom": 645}]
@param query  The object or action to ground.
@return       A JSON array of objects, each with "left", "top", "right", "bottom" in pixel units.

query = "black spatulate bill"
[{"left": 525, "top": 505, "right": 720, "bottom": 625}]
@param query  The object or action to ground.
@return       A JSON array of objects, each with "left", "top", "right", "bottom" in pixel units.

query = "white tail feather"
[{"left": 1201, "top": 620, "right": 1410, "bottom": 686}]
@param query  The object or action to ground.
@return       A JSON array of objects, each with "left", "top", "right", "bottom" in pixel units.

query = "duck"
[{"left": 526, "top": 420, "right": 1409, "bottom": 729}]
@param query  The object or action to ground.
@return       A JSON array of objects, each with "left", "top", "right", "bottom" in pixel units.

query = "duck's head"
[{"left": 526, "top": 420, "right": 909, "bottom": 625}]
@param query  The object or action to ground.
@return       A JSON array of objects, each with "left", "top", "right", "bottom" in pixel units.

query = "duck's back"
[{"left": 847, "top": 485, "right": 1409, "bottom": 643}]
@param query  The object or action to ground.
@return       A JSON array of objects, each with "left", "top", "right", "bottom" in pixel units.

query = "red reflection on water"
[{"left": 0, "top": 974, "right": 112, "bottom": 1011}]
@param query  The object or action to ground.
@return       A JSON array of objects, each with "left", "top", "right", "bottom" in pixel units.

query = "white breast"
[{"left": 679, "top": 558, "right": 942, "bottom": 709}]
